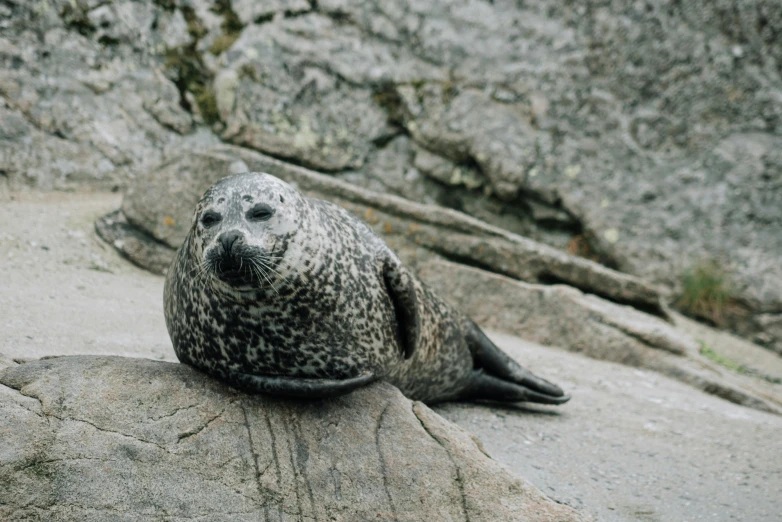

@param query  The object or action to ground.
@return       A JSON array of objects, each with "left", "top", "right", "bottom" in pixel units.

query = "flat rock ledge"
[
  {"left": 0, "top": 355, "right": 589, "bottom": 522},
  {"left": 96, "top": 145, "right": 666, "bottom": 317},
  {"left": 420, "top": 260, "right": 782, "bottom": 416},
  {"left": 93, "top": 146, "right": 782, "bottom": 415}
]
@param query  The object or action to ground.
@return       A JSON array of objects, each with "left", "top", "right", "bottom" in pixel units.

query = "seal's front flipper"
[
  {"left": 461, "top": 370, "right": 570, "bottom": 404},
  {"left": 466, "top": 320, "right": 568, "bottom": 402},
  {"left": 222, "top": 370, "right": 377, "bottom": 399},
  {"left": 382, "top": 254, "right": 421, "bottom": 360}
]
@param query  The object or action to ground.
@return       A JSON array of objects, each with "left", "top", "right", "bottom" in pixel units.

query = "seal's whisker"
[
  {"left": 250, "top": 258, "right": 276, "bottom": 295},
  {"left": 262, "top": 265, "right": 280, "bottom": 296},
  {"left": 190, "top": 259, "right": 209, "bottom": 277},
  {"left": 249, "top": 261, "right": 265, "bottom": 290},
  {"left": 193, "top": 260, "right": 211, "bottom": 286},
  {"left": 256, "top": 257, "right": 286, "bottom": 286},
  {"left": 258, "top": 260, "right": 282, "bottom": 297}
]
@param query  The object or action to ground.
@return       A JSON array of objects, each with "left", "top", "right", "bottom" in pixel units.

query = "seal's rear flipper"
[
  {"left": 462, "top": 370, "right": 571, "bottom": 405},
  {"left": 222, "top": 370, "right": 377, "bottom": 399},
  {"left": 466, "top": 320, "right": 568, "bottom": 401}
]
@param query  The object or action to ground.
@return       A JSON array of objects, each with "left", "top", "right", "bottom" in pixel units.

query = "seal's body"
[{"left": 164, "top": 172, "right": 568, "bottom": 405}]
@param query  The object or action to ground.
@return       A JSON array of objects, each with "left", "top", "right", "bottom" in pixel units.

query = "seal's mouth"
[
  {"left": 205, "top": 245, "right": 280, "bottom": 290},
  {"left": 214, "top": 258, "right": 255, "bottom": 285}
]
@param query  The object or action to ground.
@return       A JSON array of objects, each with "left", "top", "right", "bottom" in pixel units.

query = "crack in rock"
[
  {"left": 374, "top": 403, "right": 399, "bottom": 521},
  {"left": 411, "top": 402, "right": 471, "bottom": 522},
  {"left": 175, "top": 400, "right": 236, "bottom": 442}
]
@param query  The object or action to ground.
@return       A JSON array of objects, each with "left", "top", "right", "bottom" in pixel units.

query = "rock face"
[
  {"left": 420, "top": 260, "right": 782, "bottom": 415},
  {"left": 93, "top": 146, "right": 782, "bottom": 414},
  {"left": 99, "top": 145, "right": 664, "bottom": 314},
  {"left": 3, "top": 0, "right": 780, "bottom": 351},
  {"left": 0, "top": 0, "right": 221, "bottom": 191},
  {"left": 0, "top": 355, "right": 589, "bottom": 521}
]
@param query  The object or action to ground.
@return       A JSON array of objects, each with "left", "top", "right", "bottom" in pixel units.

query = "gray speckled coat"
[{"left": 164, "top": 173, "right": 473, "bottom": 403}]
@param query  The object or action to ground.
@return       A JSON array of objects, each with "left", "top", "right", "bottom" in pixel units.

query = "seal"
[{"left": 164, "top": 172, "right": 569, "bottom": 405}]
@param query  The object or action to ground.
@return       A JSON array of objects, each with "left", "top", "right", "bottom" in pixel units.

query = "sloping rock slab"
[
  {"left": 420, "top": 260, "right": 782, "bottom": 415},
  {"left": 95, "top": 209, "right": 175, "bottom": 276},
  {"left": 97, "top": 145, "right": 666, "bottom": 317},
  {"left": 0, "top": 355, "right": 589, "bottom": 522}
]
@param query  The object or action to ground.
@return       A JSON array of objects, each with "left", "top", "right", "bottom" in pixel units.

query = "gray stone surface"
[
  {"left": 0, "top": 0, "right": 222, "bottom": 191},
  {"left": 305, "top": 0, "right": 782, "bottom": 324},
  {"left": 0, "top": 355, "right": 588, "bottom": 521},
  {"left": 102, "top": 145, "right": 665, "bottom": 316},
  {"left": 232, "top": 0, "right": 311, "bottom": 26},
  {"left": 2, "top": 0, "right": 780, "bottom": 360},
  {"left": 2, "top": 191, "right": 782, "bottom": 521},
  {"left": 217, "top": 15, "right": 401, "bottom": 171},
  {"left": 420, "top": 259, "right": 782, "bottom": 415},
  {"left": 435, "top": 332, "right": 782, "bottom": 522}
]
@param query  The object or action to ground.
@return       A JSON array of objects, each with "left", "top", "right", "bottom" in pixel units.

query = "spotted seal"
[{"left": 164, "top": 172, "right": 569, "bottom": 405}]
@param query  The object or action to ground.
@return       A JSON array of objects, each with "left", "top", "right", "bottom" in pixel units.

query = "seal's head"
[{"left": 189, "top": 172, "right": 309, "bottom": 291}]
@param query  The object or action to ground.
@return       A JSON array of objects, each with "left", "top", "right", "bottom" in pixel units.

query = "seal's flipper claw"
[
  {"left": 221, "top": 370, "right": 377, "bottom": 399},
  {"left": 462, "top": 370, "right": 571, "bottom": 405},
  {"left": 466, "top": 320, "right": 566, "bottom": 398}
]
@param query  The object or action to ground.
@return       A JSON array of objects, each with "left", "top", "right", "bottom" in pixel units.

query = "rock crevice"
[{"left": 0, "top": 355, "right": 590, "bottom": 522}]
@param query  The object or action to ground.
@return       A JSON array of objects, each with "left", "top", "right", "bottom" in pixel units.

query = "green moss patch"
[
  {"left": 209, "top": 0, "right": 244, "bottom": 55},
  {"left": 698, "top": 341, "right": 747, "bottom": 374},
  {"left": 163, "top": 6, "right": 222, "bottom": 125},
  {"left": 698, "top": 341, "right": 782, "bottom": 384}
]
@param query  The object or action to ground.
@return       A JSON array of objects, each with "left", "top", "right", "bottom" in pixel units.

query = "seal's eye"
[
  {"left": 201, "top": 211, "right": 222, "bottom": 228},
  {"left": 247, "top": 203, "right": 274, "bottom": 222}
]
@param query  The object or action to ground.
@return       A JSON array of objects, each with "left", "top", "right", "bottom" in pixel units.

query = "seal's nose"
[{"left": 218, "top": 230, "right": 243, "bottom": 254}]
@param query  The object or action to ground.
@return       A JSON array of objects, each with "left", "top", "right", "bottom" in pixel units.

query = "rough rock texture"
[
  {"left": 420, "top": 260, "right": 782, "bottom": 415},
  {"left": 3, "top": 188, "right": 782, "bottom": 520},
  {"left": 97, "top": 145, "right": 665, "bottom": 315},
  {"left": 3, "top": 0, "right": 780, "bottom": 349},
  {"left": 0, "top": 0, "right": 221, "bottom": 191},
  {"left": 93, "top": 148, "right": 782, "bottom": 413},
  {"left": 435, "top": 333, "right": 782, "bottom": 522},
  {"left": 0, "top": 355, "right": 589, "bottom": 521}
]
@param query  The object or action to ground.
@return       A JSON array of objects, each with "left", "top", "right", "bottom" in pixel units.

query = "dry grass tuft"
[{"left": 677, "top": 261, "right": 734, "bottom": 326}]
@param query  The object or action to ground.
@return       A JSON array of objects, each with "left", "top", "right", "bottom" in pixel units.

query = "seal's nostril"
[{"left": 218, "top": 230, "right": 243, "bottom": 254}]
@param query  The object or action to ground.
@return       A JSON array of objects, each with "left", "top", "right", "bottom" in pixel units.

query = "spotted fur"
[{"left": 164, "top": 173, "right": 557, "bottom": 404}]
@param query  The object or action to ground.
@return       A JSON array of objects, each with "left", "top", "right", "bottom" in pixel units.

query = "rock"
[
  {"left": 218, "top": 14, "right": 399, "bottom": 171},
  {"left": 0, "top": 354, "right": 15, "bottom": 371},
  {"left": 4, "top": 0, "right": 781, "bottom": 355},
  {"left": 396, "top": 86, "right": 545, "bottom": 201},
  {"left": 419, "top": 260, "right": 782, "bottom": 415},
  {"left": 94, "top": 209, "right": 175, "bottom": 275},
  {"left": 420, "top": 260, "right": 693, "bottom": 361},
  {"left": 0, "top": 355, "right": 589, "bottom": 521},
  {"left": 337, "top": 138, "right": 574, "bottom": 246},
  {"left": 433, "top": 332, "right": 782, "bottom": 522},
  {"left": 0, "top": 103, "right": 123, "bottom": 191},
  {"left": 0, "top": 0, "right": 220, "bottom": 192},
  {"left": 101, "top": 145, "right": 665, "bottom": 318},
  {"left": 232, "top": 0, "right": 311, "bottom": 26},
  {"left": 337, "top": 136, "right": 447, "bottom": 209},
  {"left": 754, "top": 313, "right": 782, "bottom": 353},
  {"left": 307, "top": 0, "right": 782, "bottom": 324},
  {"left": 308, "top": 0, "right": 782, "bottom": 352},
  {"left": 97, "top": 146, "right": 782, "bottom": 411}
]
